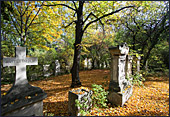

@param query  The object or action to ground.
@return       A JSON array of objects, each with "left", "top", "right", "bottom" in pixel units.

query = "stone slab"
[
  {"left": 1, "top": 83, "right": 47, "bottom": 115},
  {"left": 3, "top": 101, "right": 43, "bottom": 116},
  {"left": 107, "top": 83, "right": 133, "bottom": 107}
]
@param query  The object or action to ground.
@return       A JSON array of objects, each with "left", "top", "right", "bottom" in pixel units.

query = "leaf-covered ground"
[{"left": 1, "top": 70, "right": 169, "bottom": 116}]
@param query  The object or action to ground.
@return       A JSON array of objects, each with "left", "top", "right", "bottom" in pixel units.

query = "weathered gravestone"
[
  {"left": 137, "top": 56, "right": 141, "bottom": 73},
  {"left": 43, "top": 64, "right": 51, "bottom": 77},
  {"left": 1, "top": 47, "right": 47, "bottom": 116},
  {"left": 87, "top": 59, "right": 92, "bottom": 69},
  {"left": 55, "top": 60, "right": 60, "bottom": 76},
  {"left": 68, "top": 88, "right": 93, "bottom": 116},
  {"left": 107, "top": 43, "right": 133, "bottom": 106},
  {"left": 126, "top": 55, "right": 133, "bottom": 81},
  {"left": 84, "top": 58, "right": 88, "bottom": 69}
]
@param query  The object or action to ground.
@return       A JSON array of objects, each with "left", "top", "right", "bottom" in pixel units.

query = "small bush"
[{"left": 91, "top": 84, "right": 108, "bottom": 108}]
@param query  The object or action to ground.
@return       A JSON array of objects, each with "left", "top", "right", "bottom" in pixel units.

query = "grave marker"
[
  {"left": 43, "top": 64, "right": 51, "bottom": 77},
  {"left": 137, "top": 56, "right": 141, "bottom": 72},
  {"left": 55, "top": 60, "right": 60, "bottom": 76},
  {"left": 107, "top": 43, "right": 133, "bottom": 106},
  {"left": 3, "top": 47, "right": 38, "bottom": 85},
  {"left": 1, "top": 47, "right": 47, "bottom": 116}
]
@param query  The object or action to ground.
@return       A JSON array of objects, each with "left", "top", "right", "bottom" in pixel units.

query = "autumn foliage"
[{"left": 1, "top": 70, "right": 169, "bottom": 116}]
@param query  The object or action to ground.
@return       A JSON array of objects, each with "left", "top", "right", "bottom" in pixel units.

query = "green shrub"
[
  {"left": 75, "top": 84, "right": 108, "bottom": 116},
  {"left": 75, "top": 98, "right": 90, "bottom": 116},
  {"left": 91, "top": 84, "right": 108, "bottom": 108},
  {"left": 131, "top": 72, "right": 145, "bottom": 86}
]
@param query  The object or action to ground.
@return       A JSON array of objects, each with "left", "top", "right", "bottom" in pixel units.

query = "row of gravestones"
[
  {"left": 1, "top": 43, "right": 141, "bottom": 116},
  {"left": 43, "top": 58, "right": 110, "bottom": 78},
  {"left": 83, "top": 58, "right": 110, "bottom": 69}
]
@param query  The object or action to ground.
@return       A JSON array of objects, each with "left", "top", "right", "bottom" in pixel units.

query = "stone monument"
[
  {"left": 55, "top": 60, "right": 60, "bottom": 76},
  {"left": 1, "top": 47, "right": 47, "bottom": 116},
  {"left": 107, "top": 43, "right": 133, "bottom": 106},
  {"left": 87, "top": 59, "right": 92, "bottom": 69},
  {"left": 137, "top": 56, "right": 141, "bottom": 73},
  {"left": 43, "top": 64, "right": 51, "bottom": 77},
  {"left": 126, "top": 55, "right": 133, "bottom": 81},
  {"left": 68, "top": 88, "right": 93, "bottom": 116}
]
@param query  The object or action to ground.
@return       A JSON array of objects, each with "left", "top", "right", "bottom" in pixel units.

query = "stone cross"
[{"left": 3, "top": 47, "right": 38, "bottom": 85}]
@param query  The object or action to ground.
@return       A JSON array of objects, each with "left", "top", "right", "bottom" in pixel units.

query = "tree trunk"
[
  {"left": 142, "top": 41, "right": 156, "bottom": 69},
  {"left": 132, "top": 34, "right": 136, "bottom": 75},
  {"left": 70, "top": 1, "right": 84, "bottom": 87}
]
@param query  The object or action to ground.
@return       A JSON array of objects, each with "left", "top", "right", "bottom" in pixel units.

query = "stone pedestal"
[
  {"left": 68, "top": 88, "right": 93, "bottom": 116},
  {"left": 1, "top": 84, "right": 47, "bottom": 116},
  {"left": 107, "top": 43, "right": 133, "bottom": 106}
]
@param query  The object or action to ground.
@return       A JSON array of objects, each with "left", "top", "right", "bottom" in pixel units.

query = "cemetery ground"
[{"left": 1, "top": 69, "right": 169, "bottom": 116}]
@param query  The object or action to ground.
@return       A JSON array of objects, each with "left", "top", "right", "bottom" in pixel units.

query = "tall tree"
[
  {"left": 43, "top": 1, "right": 137, "bottom": 87},
  {"left": 1, "top": 1, "right": 62, "bottom": 50},
  {"left": 114, "top": 1, "right": 169, "bottom": 70}
]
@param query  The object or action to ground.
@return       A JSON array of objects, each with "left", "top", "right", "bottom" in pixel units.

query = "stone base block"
[
  {"left": 3, "top": 101, "right": 43, "bottom": 116},
  {"left": 68, "top": 88, "right": 92, "bottom": 116},
  {"left": 107, "top": 86, "right": 133, "bottom": 107}
]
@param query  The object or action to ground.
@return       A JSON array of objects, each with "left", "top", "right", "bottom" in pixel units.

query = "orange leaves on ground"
[{"left": 1, "top": 70, "right": 169, "bottom": 116}]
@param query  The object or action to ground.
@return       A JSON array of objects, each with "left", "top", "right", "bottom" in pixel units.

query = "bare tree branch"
[
  {"left": 133, "top": 17, "right": 141, "bottom": 30},
  {"left": 83, "top": 12, "right": 93, "bottom": 24},
  {"left": 12, "top": 1, "right": 22, "bottom": 15},
  {"left": 8, "top": 12, "right": 21, "bottom": 36},
  {"left": 9, "top": 2, "right": 21, "bottom": 28},
  {"left": 43, "top": 4, "right": 76, "bottom": 11},
  {"left": 91, "top": 13, "right": 105, "bottom": 35},
  {"left": 27, "top": 7, "right": 41, "bottom": 28},
  {"left": 21, "top": 1, "right": 31, "bottom": 17},
  {"left": 125, "top": 21, "right": 134, "bottom": 33},
  {"left": 72, "top": 1, "right": 77, "bottom": 11},
  {"left": 83, "top": 12, "right": 104, "bottom": 31},
  {"left": 63, "top": 20, "right": 77, "bottom": 28},
  {"left": 83, "top": 5, "right": 135, "bottom": 33},
  {"left": 25, "top": 2, "right": 44, "bottom": 30}
]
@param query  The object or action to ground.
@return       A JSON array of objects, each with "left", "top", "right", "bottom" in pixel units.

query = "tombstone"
[
  {"left": 84, "top": 58, "right": 88, "bottom": 69},
  {"left": 66, "top": 65, "right": 70, "bottom": 73},
  {"left": 87, "top": 59, "right": 92, "bottom": 69},
  {"left": 94, "top": 60, "right": 98, "bottom": 68},
  {"left": 55, "top": 60, "right": 60, "bottom": 76},
  {"left": 126, "top": 55, "right": 133, "bottom": 81},
  {"left": 43, "top": 64, "right": 51, "bottom": 77},
  {"left": 107, "top": 43, "right": 133, "bottom": 107},
  {"left": 137, "top": 56, "right": 141, "bottom": 72},
  {"left": 68, "top": 88, "right": 93, "bottom": 116},
  {"left": 1, "top": 47, "right": 47, "bottom": 116}
]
